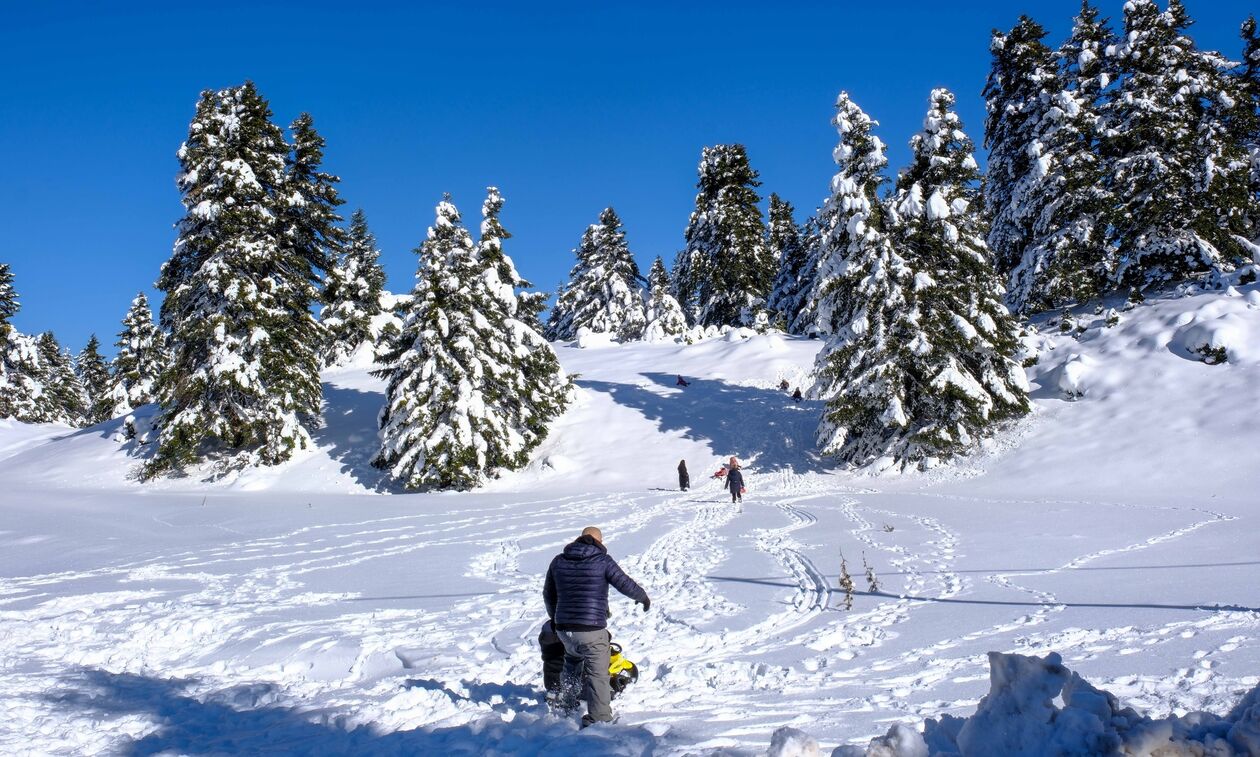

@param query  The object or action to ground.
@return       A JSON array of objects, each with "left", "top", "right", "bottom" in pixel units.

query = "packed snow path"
[{"left": 1, "top": 290, "right": 1259, "bottom": 755}]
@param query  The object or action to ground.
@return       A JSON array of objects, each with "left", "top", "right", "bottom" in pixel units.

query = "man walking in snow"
[
  {"left": 677, "top": 459, "right": 689, "bottom": 491},
  {"left": 543, "top": 526, "right": 650, "bottom": 727},
  {"left": 726, "top": 464, "right": 744, "bottom": 504}
]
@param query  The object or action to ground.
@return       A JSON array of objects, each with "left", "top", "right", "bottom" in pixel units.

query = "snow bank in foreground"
[{"left": 805, "top": 651, "right": 1260, "bottom": 756}]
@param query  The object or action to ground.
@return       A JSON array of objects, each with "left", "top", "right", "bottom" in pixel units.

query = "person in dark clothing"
[
  {"left": 675, "top": 375, "right": 690, "bottom": 387},
  {"left": 779, "top": 379, "right": 789, "bottom": 391},
  {"left": 726, "top": 466, "right": 744, "bottom": 503},
  {"left": 543, "top": 527, "right": 649, "bottom": 727},
  {"left": 792, "top": 387, "right": 803, "bottom": 403},
  {"left": 677, "top": 459, "right": 689, "bottom": 491}
]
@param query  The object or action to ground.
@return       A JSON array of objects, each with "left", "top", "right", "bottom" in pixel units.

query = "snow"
[{"left": 0, "top": 285, "right": 1258, "bottom": 754}]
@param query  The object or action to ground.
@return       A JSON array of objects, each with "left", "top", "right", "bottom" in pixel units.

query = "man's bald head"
[{"left": 581, "top": 526, "right": 603, "bottom": 543}]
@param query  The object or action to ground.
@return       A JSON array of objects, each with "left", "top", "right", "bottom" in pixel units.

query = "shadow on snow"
[
  {"left": 45, "top": 667, "right": 661, "bottom": 756},
  {"left": 576, "top": 372, "right": 826, "bottom": 475}
]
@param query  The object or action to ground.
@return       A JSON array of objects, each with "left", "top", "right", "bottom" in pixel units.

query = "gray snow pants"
[{"left": 557, "top": 628, "right": 612, "bottom": 722}]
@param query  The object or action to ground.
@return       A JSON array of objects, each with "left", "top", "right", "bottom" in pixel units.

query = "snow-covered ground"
[{"left": 1, "top": 284, "right": 1258, "bottom": 755}]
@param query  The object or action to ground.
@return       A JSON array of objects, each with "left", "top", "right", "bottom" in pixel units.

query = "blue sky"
[{"left": 1, "top": 0, "right": 1253, "bottom": 354}]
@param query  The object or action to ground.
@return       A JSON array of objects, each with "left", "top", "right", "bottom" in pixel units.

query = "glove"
[{"left": 639, "top": 596, "right": 651, "bottom": 613}]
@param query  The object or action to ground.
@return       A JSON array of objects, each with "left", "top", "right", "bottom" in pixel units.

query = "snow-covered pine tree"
[
  {"left": 545, "top": 207, "right": 646, "bottom": 341},
  {"left": 375, "top": 197, "right": 566, "bottom": 490},
  {"left": 823, "top": 89, "right": 1028, "bottom": 468},
  {"left": 812, "top": 92, "right": 916, "bottom": 464},
  {"left": 1102, "top": 0, "right": 1253, "bottom": 287},
  {"left": 278, "top": 112, "right": 341, "bottom": 383},
  {"left": 36, "top": 332, "right": 87, "bottom": 426},
  {"left": 1008, "top": 1, "right": 1114, "bottom": 313},
  {"left": 812, "top": 93, "right": 893, "bottom": 342},
  {"left": 148, "top": 82, "right": 321, "bottom": 476},
  {"left": 320, "top": 209, "right": 386, "bottom": 366},
  {"left": 0, "top": 264, "right": 43, "bottom": 422},
  {"left": 983, "top": 16, "right": 1060, "bottom": 276},
  {"left": 766, "top": 194, "right": 811, "bottom": 331},
  {"left": 642, "top": 257, "right": 688, "bottom": 341},
  {"left": 108, "top": 292, "right": 166, "bottom": 416},
  {"left": 791, "top": 216, "right": 825, "bottom": 335},
  {"left": 1233, "top": 16, "right": 1260, "bottom": 239},
  {"left": 476, "top": 187, "right": 572, "bottom": 451},
  {"left": 676, "top": 145, "right": 772, "bottom": 328},
  {"left": 75, "top": 335, "right": 113, "bottom": 424}
]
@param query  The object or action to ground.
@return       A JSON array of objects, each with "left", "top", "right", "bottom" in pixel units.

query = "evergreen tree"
[
  {"left": 475, "top": 187, "right": 572, "bottom": 452},
  {"left": 0, "top": 264, "right": 43, "bottom": 422},
  {"left": 766, "top": 194, "right": 811, "bottom": 331},
  {"left": 1008, "top": 1, "right": 1114, "bottom": 312},
  {"left": 812, "top": 92, "right": 916, "bottom": 462},
  {"left": 321, "top": 209, "right": 386, "bottom": 366},
  {"left": 642, "top": 257, "right": 688, "bottom": 341},
  {"left": 1102, "top": 0, "right": 1253, "bottom": 286},
  {"left": 820, "top": 90, "right": 1028, "bottom": 468},
  {"left": 148, "top": 82, "right": 320, "bottom": 476},
  {"left": 791, "top": 216, "right": 825, "bottom": 335},
  {"left": 545, "top": 207, "right": 646, "bottom": 341},
  {"left": 675, "top": 145, "right": 772, "bottom": 328},
  {"left": 983, "top": 16, "right": 1060, "bottom": 275},
  {"left": 75, "top": 335, "right": 113, "bottom": 424},
  {"left": 1235, "top": 16, "right": 1260, "bottom": 237},
  {"left": 108, "top": 292, "right": 166, "bottom": 415},
  {"left": 36, "top": 332, "right": 87, "bottom": 426},
  {"left": 375, "top": 196, "right": 571, "bottom": 490}
]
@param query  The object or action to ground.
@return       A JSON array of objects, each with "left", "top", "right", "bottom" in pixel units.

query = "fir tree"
[
  {"left": 545, "top": 207, "right": 646, "bottom": 341},
  {"left": 1234, "top": 16, "right": 1260, "bottom": 237},
  {"left": 36, "top": 332, "right": 87, "bottom": 426},
  {"left": 75, "top": 335, "right": 113, "bottom": 424},
  {"left": 321, "top": 209, "right": 386, "bottom": 366},
  {"left": 375, "top": 196, "right": 570, "bottom": 490},
  {"left": 812, "top": 92, "right": 916, "bottom": 463},
  {"left": 983, "top": 16, "right": 1060, "bottom": 275},
  {"left": 108, "top": 292, "right": 166, "bottom": 415},
  {"left": 475, "top": 187, "right": 572, "bottom": 452},
  {"left": 148, "top": 82, "right": 320, "bottom": 476},
  {"left": 791, "top": 216, "right": 825, "bottom": 335},
  {"left": 819, "top": 90, "right": 1028, "bottom": 468},
  {"left": 0, "top": 264, "right": 43, "bottom": 422},
  {"left": 813, "top": 93, "right": 893, "bottom": 340},
  {"left": 1008, "top": 1, "right": 1114, "bottom": 312},
  {"left": 1102, "top": 0, "right": 1253, "bottom": 286},
  {"left": 675, "top": 145, "right": 772, "bottom": 328},
  {"left": 642, "top": 257, "right": 688, "bottom": 341},
  {"left": 766, "top": 194, "right": 811, "bottom": 331}
]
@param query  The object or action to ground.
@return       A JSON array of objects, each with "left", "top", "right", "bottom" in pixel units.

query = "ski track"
[{"left": 1, "top": 472, "right": 1257, "bottom": 754}]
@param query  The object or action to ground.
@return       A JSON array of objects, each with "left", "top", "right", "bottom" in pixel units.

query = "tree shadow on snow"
[
  {"left": 314, "top": 383, "right": 402, "bottom": 493},
  {"left": 576, "top": 372, "right": 826, "bottom": 475},
  {"left": 44, "top": 667, "right": 660, "bottom": 756},
  {"left": 707, "top": 575, "right": 1260, "bottom": 613}
]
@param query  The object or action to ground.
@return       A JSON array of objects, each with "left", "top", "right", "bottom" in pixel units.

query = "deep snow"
[{"left": 1, "top": 284, "right": 1258, "bottom": 755}]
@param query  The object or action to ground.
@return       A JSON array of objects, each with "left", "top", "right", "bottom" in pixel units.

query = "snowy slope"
[{"left": 0, "top": 285, "right": 1258, "bottom": 755}]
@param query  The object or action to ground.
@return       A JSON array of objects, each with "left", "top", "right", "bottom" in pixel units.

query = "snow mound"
[
  {"left": 769, "top": 726, "right": 822, "bottom": 757},
  {"left": 828, "top": 651, "right": 1260, "bottom": 757}
]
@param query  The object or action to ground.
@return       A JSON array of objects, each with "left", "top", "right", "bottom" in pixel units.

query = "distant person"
[
  {"left": 676, "top": 375, "right": 690, "bottom": 387},
  {"left": 726, "top": 465, "right": 744, "bottom": 504},
  {"left": 792, "top": 387, "right": 803, "bottom": 403},
  {"left": 543, "top": 526, "right": 650, "bottom": 728},
  {"left": 677, "top": 459, "right": 689, "bottom": 491},
  {"left": 779, "top": 379, "right": 789, "bottom": 391}
]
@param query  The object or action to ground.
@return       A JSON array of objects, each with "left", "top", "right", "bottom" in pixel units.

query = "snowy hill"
[{"left": 1, "top": 284, "right": 1259, "bottom": 755}]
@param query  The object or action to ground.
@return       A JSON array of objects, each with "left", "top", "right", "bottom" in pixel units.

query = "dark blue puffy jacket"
[{"left": 543, "top": 535, "right": 648, "bottom": 630}]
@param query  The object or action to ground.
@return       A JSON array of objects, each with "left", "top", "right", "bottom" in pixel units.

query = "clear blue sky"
[{"left": 1, "top": 0, "right": 1253, "bottom": 354}]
